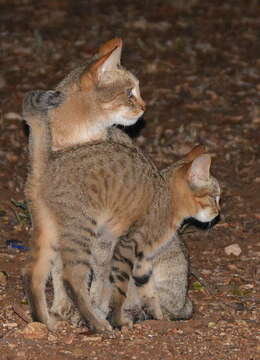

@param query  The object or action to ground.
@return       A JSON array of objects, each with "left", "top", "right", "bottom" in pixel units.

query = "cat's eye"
[{"left": 127, "top": 88, "right": 134, "bottom": 99}]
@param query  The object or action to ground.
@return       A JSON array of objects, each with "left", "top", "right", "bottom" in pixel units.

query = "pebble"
[
  {"left": 4, "top": 112, "right": 22, "bottom": 121},
  {"left": 83, "top": 335, "right": 102, "bottom": 342},
  {"left": 3, "top": 322, "right": 17, "bottom": 328},
  {"left": 48, "top": 334, "right": 58, "bottom": 342},
  {"left": 0, "top": 271, "right": 8, "bottom": 286},
  {"left": 22, "top": 322, "right": 48, "bottom": 339},
  {"left": 208, "top": 322, "right": 216, "bottom": 328},
  {"left": 224, "top": 243, "right": 242, "bottom": 256}
]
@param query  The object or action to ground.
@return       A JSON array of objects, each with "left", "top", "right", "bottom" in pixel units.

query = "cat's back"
[
  {"left": 48, "top": 141, "right": 154, "bottom": 180},
  {"left": 43, "top": 141, "right": 164, "bottom": 211}
]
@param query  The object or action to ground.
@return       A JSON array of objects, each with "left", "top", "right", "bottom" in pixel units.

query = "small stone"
[
  {"left": 224, "top": 244, "right": 242, "bottom": 256},
  {"left": 63, "top": 334, "right": 74, "bottom": 344},
  {"left": 3, "top": 322, "right": 17, "bottom": 328},
  {"left": 227, "top": 264, "right": 240, "bottom": 271},
  {"left": 0, "top": 271, "right": 8, "bottom": 286},
  {"left": 4, "top": 112, "right": 22, "bottom": 121},
  {"left": 83, "top": 335, "right": 102, "bottom": 342},
  {"left": 72, "top": 348, "right": 85, "bottom": 356},
  {"left": 48, "top": 334, "right": 57, "bottom": 342},
  {"left": 22, "top": 322, "right": 48, "bottom": 339},
  {"left": 208, "top": 322, "right": 216, "bottom": 328}
]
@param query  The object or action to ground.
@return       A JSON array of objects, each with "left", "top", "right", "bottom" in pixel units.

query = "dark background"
[{"left": 0, "top": 1, "right": 259, "bottom": 359}]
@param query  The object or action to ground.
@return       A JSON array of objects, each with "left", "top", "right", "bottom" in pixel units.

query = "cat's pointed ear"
[
  {"left": 184, "top": 144, "right": 206, "bottom": 162},
  {"left": 98, "top": 38, "right": 123, "bottom": 58},
  {"left": 187, "top": 154, "right": 211, "bottom": 187},
  {"left": 80, "top": 41, "right": 122, "bottom": 89}
]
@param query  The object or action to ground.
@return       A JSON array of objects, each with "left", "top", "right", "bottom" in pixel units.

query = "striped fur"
[
  {"left": 24, "top": 90, "right": 221, "bottom": 331},
  {"left": 23, "top": 40, "right": 220, "bottom": 332}
]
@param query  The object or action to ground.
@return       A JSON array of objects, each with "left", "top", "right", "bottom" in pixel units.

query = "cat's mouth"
[{"left": 183, "top": 214, "right": 221, "bottom": 230}]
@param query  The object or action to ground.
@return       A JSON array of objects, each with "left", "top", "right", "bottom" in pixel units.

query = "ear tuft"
[
  {"left": 184, "top": 144, "right": 207, "bottom": 162},
  {"left": 187, "top": 154, "right": 212, "bottom": 187},
  {"left": 80, "top": 39, "right": 123, "bottom": 89},
  {"left": 98, "top": 38, "right": 123, "bottom": 57}
]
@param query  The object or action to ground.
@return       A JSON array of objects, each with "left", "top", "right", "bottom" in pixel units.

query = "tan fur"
[
  {"left": 23, "top": 96, "right": 220, "bottom": 331},
  {"left": 49, "top": 38, "right": 145, "bottom": 150},
  {"left": 22, "top": 49, "right": 220, "bottom": 332},
  {"left": 108, "top": 146, "right": 220, "bottom": 326}
]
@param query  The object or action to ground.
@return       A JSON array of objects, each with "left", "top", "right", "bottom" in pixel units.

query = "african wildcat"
[
  {"left": 49, "top": 37, "right": 145, "bottom": 150},
  {"left": 108, "top": 145, "right": 220, "bottom": 326},
  {"left": 23, "top": 90, "right": 220, "bottom": 332}
]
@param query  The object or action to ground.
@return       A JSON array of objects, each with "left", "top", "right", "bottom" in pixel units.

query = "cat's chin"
[
  {"left": 183, "top": 214, "right": 220, "bottom": 230},
  {"left": 116, "top": 117, "right": 142, "bottom": 127},
  {"left": 112, "top": 111, "right": 144, "bottom": 127}
]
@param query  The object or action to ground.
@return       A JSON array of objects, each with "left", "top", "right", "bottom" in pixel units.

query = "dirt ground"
[{"left": 0, "top": 0, "right": 259, "bottom": 359}]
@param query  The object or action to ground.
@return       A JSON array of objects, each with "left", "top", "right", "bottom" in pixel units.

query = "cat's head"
[
  {"left": 48, "top": 38, "right": 145, "bottom": 150},
  {"left": 164, "top": 145, "right": 221, "bottom": 228}
]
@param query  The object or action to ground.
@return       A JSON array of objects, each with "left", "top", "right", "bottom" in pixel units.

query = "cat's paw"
[
  {"left": 143, "top": 300, "right": 163, "bottom": 320},
  {"left": 45, "top": 313, "right": 60, "bottom": 332},
  {"left": 50, "top": 298, "right": 75, "bottom": 321},
  {"left": 93, "top": 319, "right": 113, "bottom": 333},
  {"left": 110, "top": 311, "right": 133, "bottom": 329}
]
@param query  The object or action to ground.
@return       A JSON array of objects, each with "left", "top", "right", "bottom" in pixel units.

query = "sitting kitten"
[
  {"left": 23, "top": 90, "right": 221, "bottom": 332},
  {"left": 108, "top": 145, "right": 220, "bottom": 326}
]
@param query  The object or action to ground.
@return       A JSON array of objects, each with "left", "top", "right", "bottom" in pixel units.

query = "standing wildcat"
[
  {"left": 23, "top": 90, "right": 220, "bottom": 331},
  {"left": 22, "top": 37, "right": 145, "bottom": 330}
]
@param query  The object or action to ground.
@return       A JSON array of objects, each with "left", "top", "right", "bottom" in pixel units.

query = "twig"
[{"left": 12, "top": 303, "right": 30, "bottom": 324}]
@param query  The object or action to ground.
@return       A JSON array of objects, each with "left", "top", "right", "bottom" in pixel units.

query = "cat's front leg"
[
  {"left": 132, "top": 257, "right": 163, "bottom": 321},
  {"left": 108, "top": 237, "right": 136, "bottom": 328},
  {"left": 88, "top": 226, "right": 119, "bottom": 327},
  {"left": 50, "top": 255, "right": 83, "bottom": 326}
]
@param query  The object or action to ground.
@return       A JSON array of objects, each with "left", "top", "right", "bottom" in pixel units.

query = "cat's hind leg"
[
  {"left": 23, "top": 208, "right": 60, "bottom": 331},
  {"left": 154, "top": 237, "right": 193, "bottom": 320},
  {"left": 130, "top": 229, "right": 164, "bottom": 321},
  {"left": 89, "top": 226, "right": 119, "bottom": 324},
  {"left": 109, "top": 237, "right": 135, "bottom": 328},
  {"left": 50, "top": 255, "right": 83, "bottom": 326},
  {"left": 62, "top": 261, "right": 112, "bottom": 332},
  {"left": 111, "top": 229, "right": 163, "bottom": 328},
  {"left": 60, "top": 223, "right": 113, "bottom": 332}
]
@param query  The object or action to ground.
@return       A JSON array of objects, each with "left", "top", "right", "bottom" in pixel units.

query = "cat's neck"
[
  {"left": 163, "top": 166, "right": 193, "bottom": 230},
  {"left": 50, "top": 92, "right": 109, "bottom": 150},
  {"left": 51, "top": 124, "right": 108, "bottom": 151}
]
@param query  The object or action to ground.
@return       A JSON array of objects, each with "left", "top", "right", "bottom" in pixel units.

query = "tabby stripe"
[
  {"left": 69, "top": 239, "right": 91, "bottom": 254},
  {"left": 118, "top": 271, "right": 129, "bottom": 280},
  {"left": 114, "top": 248, "right": 133, "bottom": 270},
  {"left": 133, "top": 270, "right": 152, "bottom": 287},
  {"left": 115, "top": 286, "right": 126, "bottom": 298},
  {"left": 109, "top": 274, "right": 115, "bottom": 283},
  {"left": 81, "top": 225, "right": 96, "bottom": 237},
  {"left": 118, "top": 242, "right": 132, "bottom": 250},
  {"left": 116, "top": 274, "right": 126, "bottom": 282}
]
